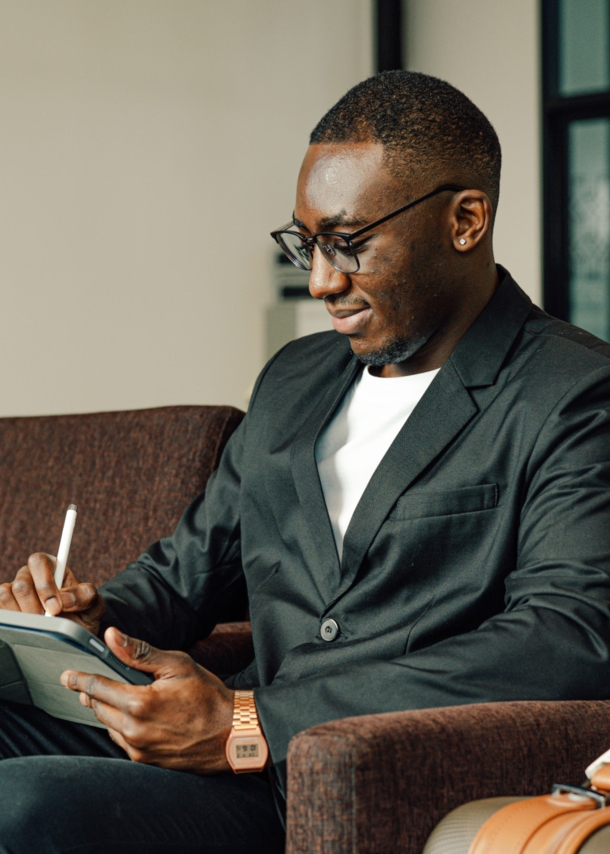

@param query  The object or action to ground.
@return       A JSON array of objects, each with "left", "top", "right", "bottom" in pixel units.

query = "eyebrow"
[{"left": 292, "top": 212, "right": 370, "bottom": 232}]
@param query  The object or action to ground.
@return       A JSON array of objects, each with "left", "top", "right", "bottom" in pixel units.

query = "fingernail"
[
  {"left": 114, "top": 629, "right": 128, "bottom": 646},
  {"left": 45, "top": 597, "right": 60, "bottom": 615}
]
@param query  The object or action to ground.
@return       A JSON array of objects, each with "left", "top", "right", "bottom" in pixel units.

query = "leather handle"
[
  {"left": 467, "top": 794, "right": 596, "bottom": 854},
  {"left": 549, "top": 809, "right": 610, "bottom": 854}
]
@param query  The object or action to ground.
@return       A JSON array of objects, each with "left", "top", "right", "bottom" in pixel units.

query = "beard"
[{"left": 353, "top": 332, "right": 429, "bottom": 367}]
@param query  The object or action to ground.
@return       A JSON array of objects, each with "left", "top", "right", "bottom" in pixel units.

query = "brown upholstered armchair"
[
  {"left": 2, "top": 406, "right": 609, "bottom": 854},
  {"left": 0, "top": 405, "right": 254, "bottom": 676}
]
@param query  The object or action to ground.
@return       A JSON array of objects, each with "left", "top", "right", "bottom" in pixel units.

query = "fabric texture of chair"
[
  {"left": 0, "top": 405, "right": 243, "bottom": 589},
  {"left": 189, "top": 620, "right": 254, "bottom": 676}
]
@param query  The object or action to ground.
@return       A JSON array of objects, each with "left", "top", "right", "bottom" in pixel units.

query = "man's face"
[{"left": 294, "top": 141, "right": 466, "bottom": 375}]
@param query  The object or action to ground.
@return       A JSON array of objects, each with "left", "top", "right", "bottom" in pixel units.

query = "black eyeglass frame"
[{"left": 270, "top": 183, "right": 466, "bottom": 273}]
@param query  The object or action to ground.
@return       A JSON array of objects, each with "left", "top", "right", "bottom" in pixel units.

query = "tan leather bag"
[{"left": 468, "top": 752, "right": 610, "bottom": 854}]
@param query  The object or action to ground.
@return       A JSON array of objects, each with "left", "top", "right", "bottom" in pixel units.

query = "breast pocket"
[{"left": 388, "top": 483, "right": 498, "bottom": 520}]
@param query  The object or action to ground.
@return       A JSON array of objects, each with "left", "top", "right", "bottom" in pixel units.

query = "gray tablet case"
[{"left": 0, "top": 611, "right": 152, "bottom": 728}]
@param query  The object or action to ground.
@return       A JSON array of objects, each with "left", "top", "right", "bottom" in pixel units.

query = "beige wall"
[
  {"left": 405, "top": 0, "right": 541, "bottom": 303},
  {"left": 0, "top": 1, "right": 372, "bottom": 416}
]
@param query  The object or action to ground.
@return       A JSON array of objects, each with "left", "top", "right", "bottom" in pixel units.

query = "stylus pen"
[{"left": 45, "top": 504, "right": 78, "bottom": 617}]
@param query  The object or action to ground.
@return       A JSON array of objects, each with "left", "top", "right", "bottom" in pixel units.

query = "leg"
[
  {"left": 0, "top": 701, "right": 285, "bottom": 853},
  {"left": 0, "top": 756, "right": 285, "bottom": 854},
  {"left": 0, "top": 698, "right": 125, "bottom": 759}
]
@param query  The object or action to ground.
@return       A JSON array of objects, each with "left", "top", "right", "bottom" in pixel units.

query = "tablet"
[{"left": 0, "top": 611, "right": 152, "bottom": 728}]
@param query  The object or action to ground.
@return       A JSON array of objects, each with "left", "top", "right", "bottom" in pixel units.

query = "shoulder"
[
  {"left": 247, "top": 332, "right": 356, "bottom": 441},
  {"left": 503, "top": 306, "right": 610, "bottom": 422},
  {"left": 257, "top": 331, "right": 352, "bottom": 387},
  {"left": 523, "top": 305, "right": 610, "bottom": 371}
]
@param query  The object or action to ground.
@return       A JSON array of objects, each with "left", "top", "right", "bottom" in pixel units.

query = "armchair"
[
  {"left": 0, "top": 404, "right": 251, "bottom": 654},
  {"left": 0, "top": 405, "right": 243, "bottom": 590}
]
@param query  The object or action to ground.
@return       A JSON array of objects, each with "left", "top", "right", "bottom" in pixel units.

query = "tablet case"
[{"left": 0, "top": 612, "right": 152, "bottom": 728}]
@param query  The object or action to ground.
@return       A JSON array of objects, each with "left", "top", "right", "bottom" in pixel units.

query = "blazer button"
[{"left": 320, "top": 618, "right": 339, "bottom": 641}]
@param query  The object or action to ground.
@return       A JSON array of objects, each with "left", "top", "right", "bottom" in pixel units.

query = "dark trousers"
[{"left": 0, "top": 700, "right": 286, "bottom": 854}]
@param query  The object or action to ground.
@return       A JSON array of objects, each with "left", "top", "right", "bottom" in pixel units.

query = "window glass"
[
  {"left": 568, "top": 118, "right": 610, "bottom": 339},
  {"left": 559, "top": 0, "right": 610, "bottom": 96}
]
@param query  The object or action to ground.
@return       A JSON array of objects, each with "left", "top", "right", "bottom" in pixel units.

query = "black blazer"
[{"left": 101, "top": 269, "right": 610, "bottom": 787}]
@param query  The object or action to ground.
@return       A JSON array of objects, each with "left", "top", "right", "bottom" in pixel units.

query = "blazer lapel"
[
  {"left": 290, "top": 355, "right": 361, "bottom": 599},
  {"left": 333, "top": 269, "right": 533, "bottom": 601},
  {"left": 335, "top": 361, "right": 477, "bottom": 600}
]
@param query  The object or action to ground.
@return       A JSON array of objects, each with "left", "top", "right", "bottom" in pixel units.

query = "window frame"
[{"left": 542, "top": 0, "right": 610, "bottom": 321}]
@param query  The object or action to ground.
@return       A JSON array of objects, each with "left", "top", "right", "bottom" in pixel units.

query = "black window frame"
[
  {"left": 542, "top": 0, "right": 610, "bottom": 321},
  {"left": 375, "top": 0, "right": 403, "bottom": 73}
]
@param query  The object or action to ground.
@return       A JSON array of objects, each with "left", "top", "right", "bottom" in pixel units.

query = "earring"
[{"left": 459, "top": 238, "right": 467, "bottom": 245}]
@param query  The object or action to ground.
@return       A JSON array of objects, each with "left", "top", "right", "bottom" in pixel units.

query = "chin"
[{"left": 351, "top": 335, "right": 426, "bottom": 367}]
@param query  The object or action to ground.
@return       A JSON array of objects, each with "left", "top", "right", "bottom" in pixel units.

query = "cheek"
[{"left": 364, "top": 241, "right": 410, "bottom": 285}]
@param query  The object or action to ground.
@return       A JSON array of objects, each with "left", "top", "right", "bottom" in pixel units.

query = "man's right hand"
[{"left": 0, "top": 553, "right": 106, "bottom": 636}]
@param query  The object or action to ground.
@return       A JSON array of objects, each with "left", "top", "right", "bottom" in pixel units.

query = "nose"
[{"left": 308, "top": 245, "right": 350, "bottom": 301}]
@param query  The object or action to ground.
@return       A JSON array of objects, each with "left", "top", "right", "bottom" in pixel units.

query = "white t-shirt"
[{"left": 315, "top": 365, "right": 440, "bottom": 558}]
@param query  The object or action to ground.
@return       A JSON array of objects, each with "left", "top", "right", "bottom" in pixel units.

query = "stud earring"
[{"left": 459, "top": 238, "right": 467, "bottom": 245}]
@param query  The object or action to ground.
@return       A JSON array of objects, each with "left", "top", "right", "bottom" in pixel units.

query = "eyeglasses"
[{"left": 270, "top": 184, "right": 465, "bottom": 275}]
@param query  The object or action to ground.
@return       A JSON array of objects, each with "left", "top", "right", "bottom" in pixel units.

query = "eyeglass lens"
[
  {"left": 277, "top": 231, "right": 312, "bottom": 270},
  {"left": 277, "top": 231, "right": 358, "bottom": 274}
]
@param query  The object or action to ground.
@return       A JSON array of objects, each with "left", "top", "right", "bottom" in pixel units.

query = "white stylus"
[{"left": 45, "top": 504, "right": 78, "bottom": 617}]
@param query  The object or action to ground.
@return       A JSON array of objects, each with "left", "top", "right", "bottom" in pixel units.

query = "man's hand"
[
  {"left": 0, "top": 552, "right": 105, "bottom": 635},
  {"left": 60, "top": 627, "right": 234, "bottom": 775}
]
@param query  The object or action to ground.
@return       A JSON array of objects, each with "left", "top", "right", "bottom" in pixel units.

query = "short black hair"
[{"left": 310, "top": 71, "right": 501, "bottom": 212}]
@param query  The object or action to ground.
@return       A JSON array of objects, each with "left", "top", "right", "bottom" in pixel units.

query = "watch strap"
[{"left": 232, "top": 690, "right": 261, "bottom": 732}]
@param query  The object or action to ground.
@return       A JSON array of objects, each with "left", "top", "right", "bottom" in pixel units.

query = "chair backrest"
[{"left": 0, "top": 405, "right": 244, "bottom": 588}]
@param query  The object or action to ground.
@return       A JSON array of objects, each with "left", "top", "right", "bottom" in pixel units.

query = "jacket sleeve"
[
  {"left": 98, "top": 415, "right": 246, "bottom": 651},
  {"left": 254, "top": 367, "right": 610, "bottom": 786},
  {"left": 97, "top": 342, "right": 291, "bottom": 649}
]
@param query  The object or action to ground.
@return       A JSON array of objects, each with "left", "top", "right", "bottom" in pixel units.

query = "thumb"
[{"left": 104, "top": 627, "right": 186, "bottom": 678}]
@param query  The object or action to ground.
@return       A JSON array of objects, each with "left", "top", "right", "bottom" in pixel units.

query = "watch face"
[
  {"left": 236, "top": 742, "right": 260, "bottom": 759},
  {"left": 227, "top": 735, "right": 269, "bottom": 772}
]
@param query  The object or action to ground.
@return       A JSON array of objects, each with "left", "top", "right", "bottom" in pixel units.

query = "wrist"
[{"left": 225, "top": 690, "right": 269, "bottom": 773}]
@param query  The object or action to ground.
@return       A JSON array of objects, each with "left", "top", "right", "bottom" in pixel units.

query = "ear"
[{"left": 449, "top": 190, "right": 493, "bottom": 252}]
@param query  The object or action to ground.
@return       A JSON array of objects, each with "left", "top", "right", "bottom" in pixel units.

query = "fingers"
[
  {"left": 8, "top": 553, "right": 104, "bottom": 627},
  {"left": 0, "top": 579, "right": 25, "bottom": 612},
  {"left": 78, "top": 692, "right": 138, "bottom": 749},
  {"left": 104, "top": 628, "right": 192, "bottom": 677},
  {"left": 0, "top": 555, "right": 57, "bottom": 615},
  {"left": 60, "top": 584, "right": 106, "bottom": 636},
  {"left": 27, "top": 553, "right": 62, "bottom": 614},
  {"left": 61, "top": 669, "right": 140, "bottom": 716},
  {"left": 61, "top": 668, "right": 152, "bottom": 759},
  {"left": 0, "top": 553, "right": 104, "bottom": 622},
  {"left": 12, "top": 566, "right": 47, "bottom": 614},
  {"left": 59, "top": 582, "right": 98, "bottom": 612}
]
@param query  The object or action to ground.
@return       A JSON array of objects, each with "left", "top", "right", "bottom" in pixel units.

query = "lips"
[{"left": 328, "top": 306, "right": 372, "bottom": 335}]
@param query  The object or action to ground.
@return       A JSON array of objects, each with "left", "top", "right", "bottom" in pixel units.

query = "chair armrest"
[
  {"left": 285, "top": 700, "right": 610, "bottom": 854},
  {"left": 187, "top": 622, "right": 253, "bottom": 676}
]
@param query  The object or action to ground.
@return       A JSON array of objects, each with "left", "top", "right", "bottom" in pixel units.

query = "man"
[{"left": 1, "top": 70, "right": 610, "bottom": 853}]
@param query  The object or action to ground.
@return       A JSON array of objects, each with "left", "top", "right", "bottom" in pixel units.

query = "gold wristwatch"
[{"left": 225, "top": 690, "right": 269, "bottom": 773}]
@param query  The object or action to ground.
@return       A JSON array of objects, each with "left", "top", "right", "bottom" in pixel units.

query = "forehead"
[{"left": 295, "top": 142, "right": 400, "bottom": 227}]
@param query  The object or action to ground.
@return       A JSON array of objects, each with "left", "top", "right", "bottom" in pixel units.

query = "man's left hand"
[{"left": 60, "top": 626, "right": 234, "bottom": 774}]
